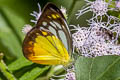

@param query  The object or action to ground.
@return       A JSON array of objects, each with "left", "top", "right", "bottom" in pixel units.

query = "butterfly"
[{"left": 22, "top": 3, "right": 72, "bottom": 66}]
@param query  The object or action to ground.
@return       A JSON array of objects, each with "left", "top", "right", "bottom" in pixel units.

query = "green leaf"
[
  {"left": 0, "top": 77, "right": 2, "bottom": 80},
  {"left": 19, "top": 66, "right": 50, "bottom": 80},
  {"left": 0, "top": 9, "right": 23, "bottom": 61},
  {"left": 0, "top": 59, "right": 16, "bottom": 80},
  {"left": 75, "top": 56, "right": 120, "bottom": 80},
  {"left": 0, "top": 0, "right": 37, "bottom": 24},
  {"left": 1, "top": 7, "right": 25, "bottom": 42},
  {"left": 8, "top": 57, "right": 33, "bottom": 72}
]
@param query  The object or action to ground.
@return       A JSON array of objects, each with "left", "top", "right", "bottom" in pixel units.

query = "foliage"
[{"left": 0, "top": 0, "right": 120, "bottom": 80}]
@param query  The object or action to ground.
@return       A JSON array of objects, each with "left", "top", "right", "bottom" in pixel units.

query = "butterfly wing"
[
  {"left": 37, "top": 3, "right": 72, "bottom": 54},
  {"left": 22, "top": 3, "right": 72, "bottom": 65}
]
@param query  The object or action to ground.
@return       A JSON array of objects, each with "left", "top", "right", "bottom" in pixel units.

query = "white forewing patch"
[
  {"left": 42, "top": 22, "right": 47, "bottom": 26},
  {"left": 49, "top": 26, "right": 57, "bottom": 37},
  {"left": 50, "top": 22, "right": 56, "bottom": 28},
  {"left": 39, "top": 27, "right": 49, "bottom": 32},
  {"left": 53, "top": 21, "right": 62, "bottom": 29},
  {"left": 58, "top": 30, "right": 68, "bottom": 50}
]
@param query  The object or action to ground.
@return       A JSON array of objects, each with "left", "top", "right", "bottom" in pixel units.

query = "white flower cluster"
[
  {"left": 65, "top": 66, "right": 76, "bottom": 80},
  {"left": 76, "top": 0, "right": 115, "bottom": 19},
  {"left": 60, "top": 6, "right": 68, "bottom": 19},
  {"left": 22, "top": 24, "right": 32, "bottom": 34},
  {"left": 30, "top": 3, "right": 42, "bottom": 24},
  {"left": 116, "top": 0, "right": 120, "bottom": 9},
  {"left": 72, "top": 0, "right": 120, "bottom": 57}
]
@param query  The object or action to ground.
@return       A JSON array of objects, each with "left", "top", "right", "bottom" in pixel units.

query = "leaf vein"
[
  {"left": 96, "top": 57, "right": 120, "bottom": 80},
  {"left": 89, "top": 58, "right": 95, "bottom": 80}
]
